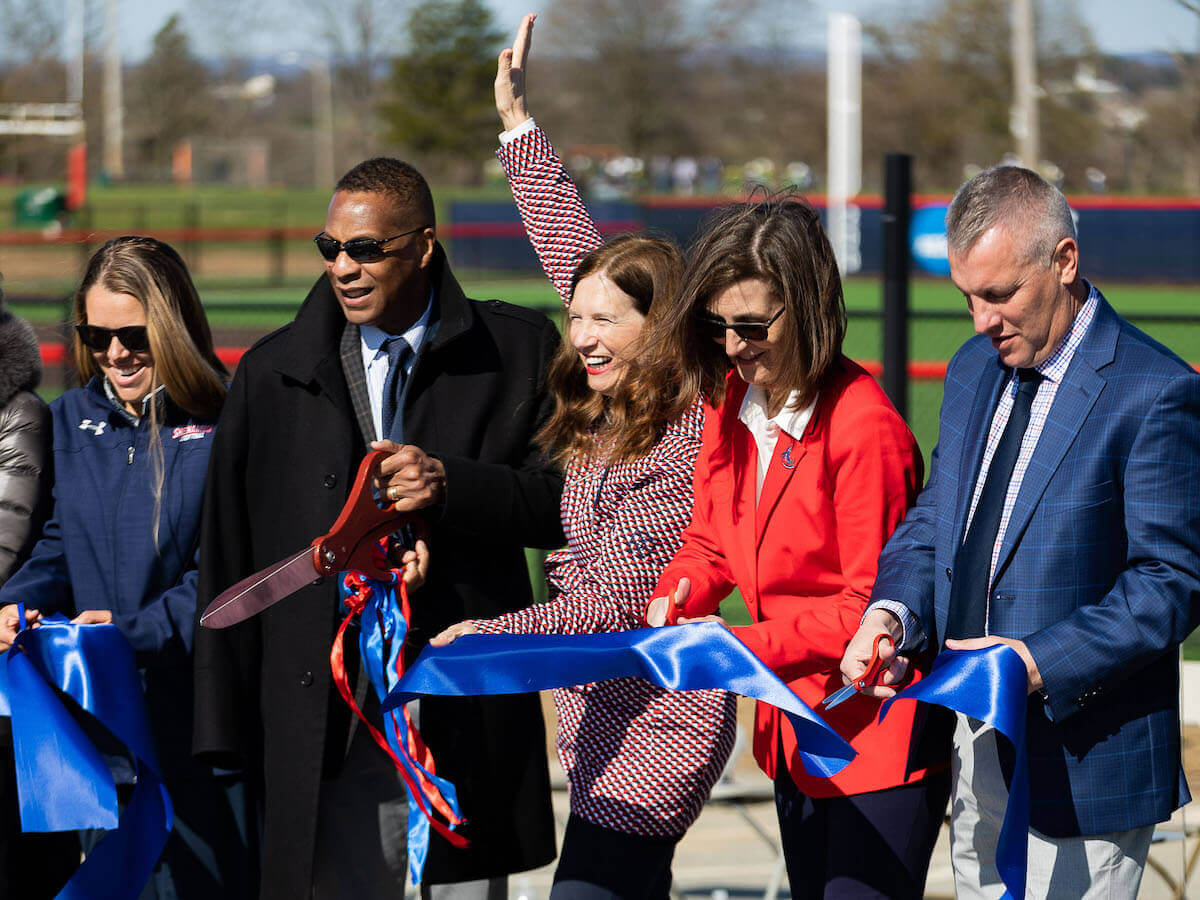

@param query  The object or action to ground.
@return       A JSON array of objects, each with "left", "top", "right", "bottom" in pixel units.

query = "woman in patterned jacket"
[
  {"left": 483, "top": 17, "right": 948, "bottom": 899},
  {"left": 430, "top": 15, "right": 736, "bottom": 898}
]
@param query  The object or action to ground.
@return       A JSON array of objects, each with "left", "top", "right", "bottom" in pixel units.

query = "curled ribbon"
[
  {"left": 330, "top": 565, "right": 465, "bottom": 884},
  {"left": 382, "top": 622, "right": 856, "bottom": 779},
  {"left": 882, "top": 645, "right": 1030, "bottom": 899},
  {"left": 0, "top": 610, "right": 173, "bottom": 899}
]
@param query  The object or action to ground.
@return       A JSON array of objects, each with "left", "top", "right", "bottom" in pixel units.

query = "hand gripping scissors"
[
  {"left": 821, "top": 634, "right": 892, "bottom": 709},
  {"left": 200, "top": 450, "right": 417, "bottom": 629}
]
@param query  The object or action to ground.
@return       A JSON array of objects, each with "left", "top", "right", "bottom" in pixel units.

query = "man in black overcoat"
[{"left": 193, "top": 158, "right": 562, "bottom": 898}]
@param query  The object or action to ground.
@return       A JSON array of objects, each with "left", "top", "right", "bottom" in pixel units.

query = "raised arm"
[{"left": 495, "top": 13, "right": 603, "bottom": 304}]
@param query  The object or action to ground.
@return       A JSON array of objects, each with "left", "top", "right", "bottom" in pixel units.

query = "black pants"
[
  {"left": 551, "top": 814, "right": 679, "bottom": 900},
  {"left": 775, "top": 767, "right": 951, "bottom": 899}
]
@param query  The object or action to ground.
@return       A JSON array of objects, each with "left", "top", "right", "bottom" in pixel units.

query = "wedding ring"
[{"left": 388, "top": 485, "right": 399, "bottom": 502}]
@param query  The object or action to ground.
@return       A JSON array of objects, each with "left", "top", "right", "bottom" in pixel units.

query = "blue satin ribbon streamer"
[
  {"left": 0, "top": 611, "right": 173, "bottom": 900},
  {"left": 341, "top": 576, "right": 463, "bottom": 885},
  {"left": 382, "top": 622, "right": 856, "bottom": 778},
  {"left": 882, "top": 645, "right": 1029, "bottom": 899}
]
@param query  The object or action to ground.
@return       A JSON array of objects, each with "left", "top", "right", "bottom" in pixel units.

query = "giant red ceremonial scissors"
[{"left": 200, "top": 450, "right": 416, "bottom": 629}]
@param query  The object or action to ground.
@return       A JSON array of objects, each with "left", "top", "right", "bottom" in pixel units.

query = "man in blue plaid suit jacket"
[{"left": 842, "top": 166, "right": 1200, "bottom": 897}]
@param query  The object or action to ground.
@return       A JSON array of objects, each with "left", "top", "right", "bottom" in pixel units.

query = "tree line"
[{"left": 0, "top": 0, "right": 1196, "bottom": 195}]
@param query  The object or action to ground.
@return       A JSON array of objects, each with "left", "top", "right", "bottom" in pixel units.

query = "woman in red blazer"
[{"left": 642, "top": 198, "right": 950, "bottom": 898}]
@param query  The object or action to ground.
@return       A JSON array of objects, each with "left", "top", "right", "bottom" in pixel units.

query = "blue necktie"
[
  {"left": 946, "top": 369, "right": 1043, "bottom": 640},
  {"left": 380, "top": 336, "right": 412, "bottom": 443}
]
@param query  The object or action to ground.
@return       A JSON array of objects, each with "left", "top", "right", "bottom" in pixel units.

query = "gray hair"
[{"left": 945, "top": 166, "right": 1076, "bottom": 266}]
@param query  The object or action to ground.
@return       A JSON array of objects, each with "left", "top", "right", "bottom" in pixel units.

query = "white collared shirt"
[
  {"left": 737, "top": 385, "right": 816, "bottom": 500},
  {"left": 360, "top": 290, "right": 436, "bottom": 441}
]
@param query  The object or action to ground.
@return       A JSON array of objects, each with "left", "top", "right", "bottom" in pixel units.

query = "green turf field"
[{"left": 0, "top": 182, "right": 515, "bottom": 232}]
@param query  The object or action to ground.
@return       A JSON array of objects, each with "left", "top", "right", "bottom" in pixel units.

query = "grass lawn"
[{"left": 0, "top": 182, "right": 517, "bottom": 232}]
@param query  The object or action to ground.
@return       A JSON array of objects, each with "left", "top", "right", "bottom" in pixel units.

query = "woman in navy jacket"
[{"left": 0, "top": 236, "right": 250, "bottom": 898}]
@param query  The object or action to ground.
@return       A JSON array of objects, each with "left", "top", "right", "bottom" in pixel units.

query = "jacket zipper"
[{"left": 128, "top": 445, "right": 135, "bottom": 465}]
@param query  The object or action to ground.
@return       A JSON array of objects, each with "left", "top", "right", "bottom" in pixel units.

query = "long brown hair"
[
  {"left": 634, "top": 193, "right": 846, "bottom": 417},
  {"left": 73, "top": 236, "right": 227, "bottom": 541},
  {"left": 536, "top": 234, "right": 684, "bottom": 468}
]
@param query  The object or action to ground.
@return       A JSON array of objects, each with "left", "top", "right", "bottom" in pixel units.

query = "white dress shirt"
[
  {"left": 737, "top": 385, "right": 816, "bottom": 501},
  {"left": 360, "top": 291, "right": 436, "bottom": 441}
]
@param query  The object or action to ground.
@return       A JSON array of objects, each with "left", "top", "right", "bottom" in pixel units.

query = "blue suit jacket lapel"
[
  {"left": 954, "top": 361, "right": 1008, "bottom": 547},
  {"left": 990, "top": 296, "right": 1119, "bottom": 583}
]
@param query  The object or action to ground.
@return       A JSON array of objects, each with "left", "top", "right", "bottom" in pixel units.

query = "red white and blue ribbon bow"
[{"left": 331, "top": 559, "right": 465, "bottom": 884}]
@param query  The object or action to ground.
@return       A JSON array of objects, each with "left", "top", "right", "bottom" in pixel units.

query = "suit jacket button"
[
  {"left": 323, "top": 474, "right": 337, "bottom": 488},
  {"left": 945, "top": 567, "right": 952, "bottom": 581},
  {"left": 300, "top": 671, "right": 313, "bottom": 687}
]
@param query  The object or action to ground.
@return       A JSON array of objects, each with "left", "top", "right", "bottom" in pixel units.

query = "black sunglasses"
[
  {"left": 75, "top": 324, "right": 150, "bottom": 353},
  {"left": 698, "top": 306, "right": 785, "bottom": 342},
  {"left": 313, "top": 226, "right": 427, "bottom": 263}
]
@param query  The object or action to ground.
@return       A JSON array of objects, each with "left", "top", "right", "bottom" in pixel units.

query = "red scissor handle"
[
  {"left": 854, "top": 633, "right": 892, "bottom": 690},
  {"left": 310, "top": 450, "right": 418, "bottom": 580}
]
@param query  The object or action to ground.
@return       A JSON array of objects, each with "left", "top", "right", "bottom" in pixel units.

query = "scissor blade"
[
  {"left": 200, "top": 546, "right": 319, "bottom": 629},
  {"left": 820, "top": 683, "right": 858, "bottom": 710}
]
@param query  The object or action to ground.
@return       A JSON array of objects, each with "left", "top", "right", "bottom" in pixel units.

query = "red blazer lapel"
[
  {"left": 734, "top": 427, "right": 760, "bottom": 608},
  {"left": 756, "top": 433, "right": 805, "bottom": 548},
  {"left": 718, "top": 378, "right": 763, "bottom": 613}
]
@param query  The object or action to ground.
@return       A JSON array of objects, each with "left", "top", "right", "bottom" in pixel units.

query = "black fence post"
[{"left": 882, "top": 153, "right": 911, "bottom": 420}]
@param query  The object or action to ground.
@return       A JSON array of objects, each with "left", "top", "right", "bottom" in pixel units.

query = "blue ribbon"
[
  {"left": 341, "top": 576, "right": 463, "bottom": 884},
  {"left": 381, "top": 622, "right": 856, "bottom": 779},
  {"left": 882, "top": 645, "right": 1029, "bottom": 899},
  {"left": 0, "top": 612, "right": 173, "bottom": 900}
]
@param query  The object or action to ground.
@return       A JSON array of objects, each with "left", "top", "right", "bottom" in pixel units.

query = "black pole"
[{"left": 882, "top": 153, "right": 911, "bottom": 420}]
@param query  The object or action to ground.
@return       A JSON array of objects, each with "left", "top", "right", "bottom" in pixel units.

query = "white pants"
[{"left": 950, "top": 713, "right": 1153, "bottom": 899}]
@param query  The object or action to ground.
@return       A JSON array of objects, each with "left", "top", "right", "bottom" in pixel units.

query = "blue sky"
[{"left": 111, "top": 0, "right": 1200, "bottom": 62}]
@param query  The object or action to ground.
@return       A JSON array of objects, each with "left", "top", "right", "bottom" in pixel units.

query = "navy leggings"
[
  {"left": 775, "top": 766, "right": 951, "bottom": 899},
  {"left": 551, "top": 813, "right": 679, "bottom": 899}
]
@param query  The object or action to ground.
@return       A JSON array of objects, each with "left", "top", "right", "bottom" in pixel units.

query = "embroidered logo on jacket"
[
  {"left": 78, "top": 419, "right": 107, "bottom": 436},
  {"left": 172, "top": 425, "right": 214, "bottom": 442}
]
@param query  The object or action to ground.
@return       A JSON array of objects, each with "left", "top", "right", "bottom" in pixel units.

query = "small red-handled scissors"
[
  {"left": 821, "top": 634, "right": 892, "bottom": 709},
  {"left": 200, "top": 450, "right": 417, "bottom": 629}
]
